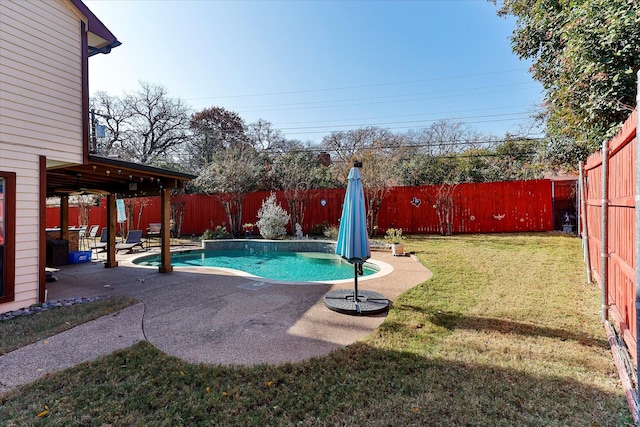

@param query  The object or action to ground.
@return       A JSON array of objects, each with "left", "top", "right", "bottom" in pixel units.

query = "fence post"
[
  {"left": 551, "top": 181, "right": 556, "bottom": 229},
  {"left": 635, "top": 69, "right": 640, "bottom": 418},
  {"left": 601, "top": 138, "right": 609, "bottom": 322},
  {"left": 579, "top": 161, "right": 591, "bottom": 284}
]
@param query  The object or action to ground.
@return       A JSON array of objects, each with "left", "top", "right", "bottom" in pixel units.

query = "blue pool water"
[{"left": 134, "top": 249, "right": 377, "bottom": 282}]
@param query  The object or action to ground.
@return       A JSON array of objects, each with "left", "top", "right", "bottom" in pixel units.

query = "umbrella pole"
[
  {"left": 353, "top": 263, "right": 360, "bottom": 299},
  {"left": 354, "top": 263, "right": 361, "bottom": 313}
]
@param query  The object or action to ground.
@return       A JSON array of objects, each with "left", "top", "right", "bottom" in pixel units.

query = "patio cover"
[
  {"left": 47, "top": 155, "right": 195, "bottom": 198},
  {"left": 46, "top": 156, "right": 195, "bottom": 275}
]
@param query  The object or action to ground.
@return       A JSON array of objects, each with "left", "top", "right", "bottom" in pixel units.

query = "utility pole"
[
  {"left": 90, "top": 109, "right": 97, "bottom": 154},
  {"left": 89, "top": 109, "right": 111, "bottom": 154}
]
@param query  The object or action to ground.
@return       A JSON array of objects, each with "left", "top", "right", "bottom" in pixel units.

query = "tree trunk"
[
  {"left": 136, "top": 205, "right": 144, "bottom": 230},
  {"left": 233, "top": 200, "right": 243, "bottom": 238},
  {"left": 170, "top": 201, "right": 185, "bottom": 237},
  {"left": 218, "top": 193, "right": 245, "bottom": 237},
  {"left": 222, "top": 200, "right": 234, "bottom": 235},
  {"left": 288, "top": 198, "right": 307, "bottom": 235},
  {"left": 434, "top": 184, "right": 457, "bottom": 236},
  {"left": 367, "top": 198, "right": 382, "bottom": 237}
]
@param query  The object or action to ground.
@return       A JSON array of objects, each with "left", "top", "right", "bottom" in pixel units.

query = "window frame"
[{"left": 0, "top": 171, "right": 16, "bottom": 304}]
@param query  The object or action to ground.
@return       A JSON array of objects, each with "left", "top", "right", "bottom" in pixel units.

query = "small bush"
[
  {"left": 384, "top": 228, "right": 405, "bottom": 244},
  {"left": 323, "top": 226, "right": 339, "bottom": 240},
  {"left": 256, "top": 193, "right": 290, "bottom": 240},
  {"left": 201, "top": 226, "right": 231, "bottom": 240},
  {"left": 310, "top": 221, "right": 330, "bottom": 236}
]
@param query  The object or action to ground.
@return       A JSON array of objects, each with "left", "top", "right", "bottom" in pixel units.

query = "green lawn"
[
  {"left": 0, "top": 296, "right": 135, "bottom": 355},
  {"left": 0, "top": 233, "right": 633, "bottom": 426}
]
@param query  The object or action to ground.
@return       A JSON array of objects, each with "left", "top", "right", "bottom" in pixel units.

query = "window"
[{"left": 0, "top": 172, "right": 15, "bottom": 303}]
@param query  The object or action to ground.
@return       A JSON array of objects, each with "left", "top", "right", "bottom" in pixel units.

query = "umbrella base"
[{"left": 324, "top": 289, "right": 389, "bottom": 316}]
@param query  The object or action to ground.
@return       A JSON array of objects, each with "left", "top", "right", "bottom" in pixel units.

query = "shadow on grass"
[
  {"left": 0, "top": 341, "right": 631, "bottom": 426},
  {"left": 396, "top": 303, "right": 607, "bottom": 349}
]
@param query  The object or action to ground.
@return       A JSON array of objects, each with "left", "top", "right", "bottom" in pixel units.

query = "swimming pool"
[{"left": 133, "top": 249, "right": 380, "bottom": 282}]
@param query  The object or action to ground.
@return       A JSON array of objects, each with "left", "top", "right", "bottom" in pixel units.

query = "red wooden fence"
[
  {"left": 47, "top": 179, "right": 574, "bottom": 237},
  {"left": 583, "top": 110, "right": 637, "bottom": 363}
]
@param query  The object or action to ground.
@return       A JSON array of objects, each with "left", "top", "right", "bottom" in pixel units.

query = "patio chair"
[
  {"left": 82, "top": 225, "right": 100, "bottom": 250},
  {"left": 76, "top": 225, "right": 87, "bottom": 250},
  {"left": 115, "top": 230, "right": 144, "bottom": 253},
  {"left": 146, "top": 223, "right": 162, "bottom": 248},
  {"left": 88, "top": 228, "right": 108, "bottom": 252}
]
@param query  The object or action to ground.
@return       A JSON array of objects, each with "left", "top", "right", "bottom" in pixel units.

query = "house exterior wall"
[{"left": 0, "top": 0, "right": 85, "bottom": 312}]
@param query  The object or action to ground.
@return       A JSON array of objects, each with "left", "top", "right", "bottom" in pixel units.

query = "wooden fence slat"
[
  {"left": 584, "top": 110, "right": 637, "bottom": 363},
  {"left": 47, "top": 179, "right": 569, "bottom": 237}
]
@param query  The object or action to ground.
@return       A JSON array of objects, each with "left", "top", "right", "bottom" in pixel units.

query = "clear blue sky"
[{"left": 85, "top": 0, "right": 544, "bottom": 144}]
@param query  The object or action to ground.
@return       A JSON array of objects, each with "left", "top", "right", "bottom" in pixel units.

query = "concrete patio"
[{"left": 0, "top": 247, "right": 431, "bottom": 392}]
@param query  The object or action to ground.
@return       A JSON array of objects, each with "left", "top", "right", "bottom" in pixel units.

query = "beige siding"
[
  {"left": 0, "top": 154, "right": 41, "bottom": 312},
  {"left": 0, "top": 0, "right": 84, "bottom": 165},
  {"left": 0, "top": 0, "right": 85, "bottom": 313}
]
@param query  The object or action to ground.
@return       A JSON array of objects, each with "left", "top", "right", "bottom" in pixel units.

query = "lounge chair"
[{"left": 116, "top": 230, "right": 144, "bottom": 253}]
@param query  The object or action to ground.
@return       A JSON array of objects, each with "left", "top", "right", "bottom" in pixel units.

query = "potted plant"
[
  {"left": 385, "top": 228, "right": 405, "bottom": 256},
  {"left": 243, "top": 223, "right": 255, "bottom": 239}
]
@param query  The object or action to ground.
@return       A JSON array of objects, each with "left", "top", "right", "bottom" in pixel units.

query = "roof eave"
[
  {"left": 88, "top": 155, "right": 198, "bottom": 181},
  {"left": 69, "top": 0, "right": 121, "bottom": 56}
]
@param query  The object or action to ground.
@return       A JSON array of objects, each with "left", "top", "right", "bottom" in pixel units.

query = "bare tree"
[
  {"left": 322, "top": 127, "right": 405, "bottom": 236},
  {"left": 193, "top": 145, "right": 263, "bottom": 237},
  {"left": 122, "top": 196, "right": 154, "bottom": 232},
  {"left": 124, "top": 82, "right": 192, "bottom": 164},
  {"left": 246, "top": 119, "right": 287, "bottom": 152},
  {"left": 270, "top": 143, "right": 333, "bottom": 233},
  {"left": 432, "top": 183, "right": 459, "bottom": 236},
  {"left": 73, "top": 195, "right": 97, "bottom": 226},
  {"left": 360, "top": 132, "right": 405, "bottom": 236},
  {"left": 91, "top": 82, "right": 191, "bottom": 165},
  {"left": 90, "top": 91, "right": 128, "bottom": 156},
  {"left": 411, "top": 119, "right": 486, "bottom": 156},
  {"left": 322, "top": 127, "right": 377, "bottom": 180}
]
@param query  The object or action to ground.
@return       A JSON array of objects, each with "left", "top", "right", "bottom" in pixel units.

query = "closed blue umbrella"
[
  {"left": 335, "top": 165, "right": 371, "bottom": 264},
  {"left": 326, "top": 161, "right": 388, "bottom": 315}
]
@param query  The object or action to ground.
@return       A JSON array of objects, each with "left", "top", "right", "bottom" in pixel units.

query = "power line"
[
  {"left": 276, "top": 112, "right": 534, "bottom": 132},
  {"left": 168, "top": 137, "right": 544, "bottom": 159},
  {"left": 184, "top": 68, "right": 531, "bottom": 101},
  {"left": 186, "top": 111, "right": 539, "bottom": 136},
  {"left": 282, "top": 116, "right": 539, "bottom": 136},
  {"left": 279, "top": 137, "right": 544, "bottom": 152},
  {"left": 224, "top": 82, "right": 538, "bottom": 111},
  {"left": 228, "top": 85, "right": 541, "bottom": 115},
  {"left": 274, "top": 104, "right": 539, "bottom": 126}
]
